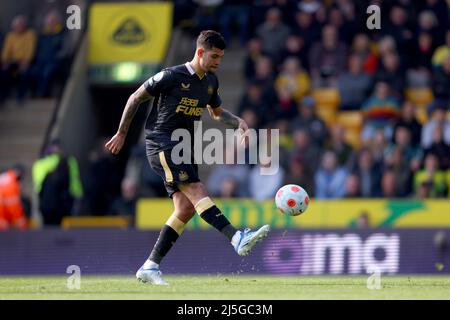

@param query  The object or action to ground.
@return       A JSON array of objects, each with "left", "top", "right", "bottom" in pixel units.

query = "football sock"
[
  {"left": 148, "top": 215, "right": 186, "bottom": 264},
  {"left": 195, "top": 197, "right": 237, "bottom": 241}
]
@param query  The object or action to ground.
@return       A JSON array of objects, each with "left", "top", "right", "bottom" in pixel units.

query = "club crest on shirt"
[{"left": 179, "top": 171, "right": 189, "bottom": 181}]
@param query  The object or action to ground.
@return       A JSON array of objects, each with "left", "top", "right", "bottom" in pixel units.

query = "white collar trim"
[{"left": 185, "top": 62, "right": 195, "bottom": 75}]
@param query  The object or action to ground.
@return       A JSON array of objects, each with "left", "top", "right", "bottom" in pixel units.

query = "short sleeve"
[
  {"left": 144, "top": 70, "right": 173, "bottom": 96},
  {"left": 208, "top": 75, "right": 222, "bottom": 109}
]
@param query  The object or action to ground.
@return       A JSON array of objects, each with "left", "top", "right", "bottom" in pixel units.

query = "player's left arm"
[{"left": 207, "top": 105, "right": 249, "bottom": 146}]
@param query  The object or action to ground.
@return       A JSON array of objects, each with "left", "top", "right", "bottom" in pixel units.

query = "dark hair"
[{"left": 196, "top": 30, "right": 226, "bottom": 50}]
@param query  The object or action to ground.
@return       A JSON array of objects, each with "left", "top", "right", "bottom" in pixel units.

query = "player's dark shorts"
[{"left": 147, "top": 148, "right": 200, "bottom": 198}]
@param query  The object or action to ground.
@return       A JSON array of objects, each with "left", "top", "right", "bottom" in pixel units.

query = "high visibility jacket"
[{"left": 0, "top": 170, "right": 27, "bottom": 230}]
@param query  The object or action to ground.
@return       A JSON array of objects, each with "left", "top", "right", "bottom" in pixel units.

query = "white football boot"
[{"left": 231, "top": 225, "right": 270, "bottom": 256}]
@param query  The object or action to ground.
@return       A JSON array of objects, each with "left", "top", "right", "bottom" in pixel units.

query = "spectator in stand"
[
  {"left": 361, "top": 81, "right": 400, "bottom": 143},
  {"left": 0, "top": 15, "right": 36, "bottom": 104},
  {"left": 237, "top": 80, "right": 270, "bottom": 128},
  {"left": 297, "top": 0, "right": 322, "bottom": 15},
  {"left": 29, "top": 10, "right": 67, "bottom": 98},
  {"left": 314, "top": 150, "right": 348, "bottom": 199},
  {"left": 123, "top": 139, "right": 166, "bottom": 197},
  {"left": 279, "top": 34, "right": 309, "bottom": 71},
  {"left": 421, "top": 105, "right": 450, "bottom": 148},
  {"left": 419, "top": 0, "right": 448, "bottom": 44},
  {"left": 32, "top": 140, "right": 83, "bottom": 225},
  {"left": 293, "top": 10, "right": 321, "bottom": 57},
  {"left": 417, "top": 11, "right": 440, "bottom": 50},
  {"left": 387, "top": 147, "right": 413, "bottom": 198},
  {"left": 407, "top": 32, "right": 434, "bottom": 88},
  {"left": 290, "top": 96, "right": 328, "bottom": 147},
  {"left": 249, "top": 163, "right": 285, "bottom": 200},
  {"left": 290, "top": 127, "right": 322, "bottom": 173},
  {"left": 218, "top": 0, "right": 249, "bottom": 46},
  {"left": 327, "top": 124, "right": 353, "bottom": 167},
  {"left": 243, "top": 38, "right": 263, "bottom": 81},
  {"left": 412, "top": 32, "right": 434, "bottom": 70},
  {"left": 383, "top": 5, "right": 414, "bottom": 66},
  {"left": 431, "top": 29, "right": 450, "bottom": 70},
  {"left": 381, "top": 169, "right": 398, "bottom": 198},
  {"left": 328, "top": 6, "right": 356, "bottom": 46},
  {"left": 414, "top": 153, "right": 448, "bottom": 197},
  {"left": 393, "top": 100, "right": 422, "bottom": 147},
  {"left": 338, "top": 54, "right": 373, "bottom": 110},
  {"left": 432, "top": 55, "right": 450, "bottom": 104},
  {"left": 207, "top": 143, "right": 250, "bottom": 198},
  {"left": 344, "top": 173, "right": 361, "bottom": 197},
  {"left": 0, "top": 165, "right": 27, "bottom": 231},
  {"left": 191, "top": 0, "right": 223, "bottom": 36},
  {"left": 284, "top": 155, "right": 315, "bottom": 197},
  {"left": 424, "top": 125, "right": 450, "bottom": 170},
  {"left": 377, "top": 35, "right": 398, "bottom": 58},
  {"left": 375, "top": 52, "right": 405, "bottom": 99},
  {"left": 350, "top": 33, "right": 378, "bottom": 75},
  {"left": 308, "top": 24, "right": 347, "bottom": 87},
  {"left": 351, "top": 148, "right": 382, "bottom": 197},
  {"left": 218, "top": 177, "right": 240, "bottom": 198},
  {"left": 109, "top": 177, "right": 139, "bottom": 220},
  {"left": 368, "top": 129, "right": 389, "bottom": 168},
  {"left": 274, "top": 85, "right": 298, "bottom": 121},
  {"left": 385, "top": 125, "right": 423, "bottom": 172},
  {"left": 250, "top": 55, "right": 278, "bottom": 107},
  {"left": 275, "top": 56, "right": 310, "bottom": 104},
  {"left": 256, "top": 8, "right": 291, "bottom": 62},
  {"left": 81, "top": 138, "right": 122, "bottom": 215}
]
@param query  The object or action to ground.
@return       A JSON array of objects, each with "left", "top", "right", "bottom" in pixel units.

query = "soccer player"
[{"left": 105, "top": 30, "right": 270, "bottom": 285}]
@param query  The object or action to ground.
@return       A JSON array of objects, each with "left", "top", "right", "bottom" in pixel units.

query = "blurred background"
[{"left": 0, "top": 0, "right": 449, "bottom": 276}]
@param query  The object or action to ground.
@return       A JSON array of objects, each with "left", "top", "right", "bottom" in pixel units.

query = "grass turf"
[{"left": 0, "top": 275, "right": 449, "bottom": 300}]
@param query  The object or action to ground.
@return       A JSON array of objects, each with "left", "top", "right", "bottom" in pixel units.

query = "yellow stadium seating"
[
  {"left": 344, "top": 128, "right": 362, "bottom": 150},
  {"left": 336, "top": 111, "right": 363, "bottom": 130},
  {"left": 416, "top": 105, "right": 428, "bottom": 124},
  {"left": 312, "top": 88, "right": 340, "bottom": 109},
  {"left": 316, "top": 108, "right": 337, "bottom": 126},
  {"left": 335, "top": 112, "right": 363, "bottom": 150},
  {"left": 61, "top": 216, "right": 131, "bottom": 229},
  {"left": 405, "top": 87, "right": 434, "bottom": 108}
]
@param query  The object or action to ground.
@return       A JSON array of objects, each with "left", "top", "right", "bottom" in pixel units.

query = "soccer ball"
[{"left": 275, "top": 184, "right": 309, "bottom": 216}]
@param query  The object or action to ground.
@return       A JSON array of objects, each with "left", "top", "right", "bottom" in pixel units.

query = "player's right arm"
[{"left": 105, "top": 84, "right": 152, "bottom": 155}]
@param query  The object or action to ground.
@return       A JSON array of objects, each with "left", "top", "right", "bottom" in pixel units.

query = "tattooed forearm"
[
  {"left": 215, "top": 108, "right": 240, "bottom": 128},
  {"left": 117, "top": 85, "right": 151, "bottom": 135}
]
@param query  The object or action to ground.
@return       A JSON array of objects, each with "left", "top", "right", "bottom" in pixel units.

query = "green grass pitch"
[{"left": 1, "top": 275, "right": 449, "bottom": 300}]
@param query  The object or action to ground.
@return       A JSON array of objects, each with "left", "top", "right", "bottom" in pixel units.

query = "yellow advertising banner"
[
  {"left": 88, "top": 2, "right": 172, "bottom": 63},
  {"left": 136, "top": 198, "right": 450, "bottom": 229}
]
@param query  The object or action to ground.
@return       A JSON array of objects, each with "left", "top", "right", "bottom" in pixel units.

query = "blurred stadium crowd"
[
  {"left": 187, "top": 0, "right": 450, "bottom": 201},
  {"left": 1, "top": 0, "right": 450, "bottom": 229}
]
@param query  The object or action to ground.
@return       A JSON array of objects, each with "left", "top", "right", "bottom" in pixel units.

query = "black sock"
[
  {"left": 200, "top": 205, "right": 237, "bottom": 241},
  {"left": 148, "top": 225, "right": 179, "bottom": 264}
]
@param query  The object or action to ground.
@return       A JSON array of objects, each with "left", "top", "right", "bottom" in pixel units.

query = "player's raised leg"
[
  {"left": 136, "top": 192, "right": 195, "bottom": 285},
  {"left": 179, "top": 182, "right": 270, "bottom": 256}
]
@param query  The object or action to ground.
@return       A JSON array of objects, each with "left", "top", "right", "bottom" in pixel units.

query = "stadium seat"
[
  {"left": 405, "top": 87, "right": 434, "bottom": 108},
  {"left": 61, "top": 216, "right": 131, "bottom": 229},
  {"left": 336, "top": 111, "right": 363, "bottom": 130},
  {"left": 335, "top": 112, "right": 363, "bottom": 150},
  {"left": 316, "top": 108, "right": 337, "bottom": 126},
  {"left": 344, "top": 128, "right": 362, "bottom": 150},
  {"left": 416, "top": 105, "right": 428, "bottom": 124},
  {"left": 312, "top": 88, "right": 340, "bottom": 109}
]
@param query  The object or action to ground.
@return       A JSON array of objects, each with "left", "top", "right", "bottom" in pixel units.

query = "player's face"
[{"left": 200, "top": 47, "right": 224, "bottom": 73}]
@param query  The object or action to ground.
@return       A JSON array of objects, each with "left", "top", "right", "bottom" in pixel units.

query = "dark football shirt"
[{"left": 144, "top": 62, "right": 222, "bottom": 156}]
